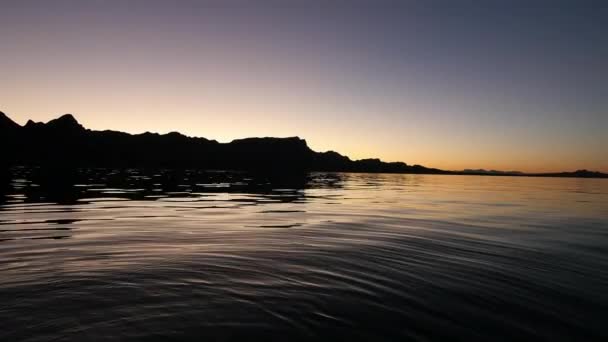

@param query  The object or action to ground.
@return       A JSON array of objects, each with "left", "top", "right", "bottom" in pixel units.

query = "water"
[{"left": 1, "top": 167, "right": 607, "bottom": 341}]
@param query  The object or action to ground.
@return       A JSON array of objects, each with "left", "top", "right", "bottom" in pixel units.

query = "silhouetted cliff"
[
  {"left": 0, "top": 111, "right": 20, "bottom": 131},
  {"left": 1, "top": 112, "right": 22, "bottom": 164},
  {"left": 1, "top": 112, "right": 444, "bottom": 174}
]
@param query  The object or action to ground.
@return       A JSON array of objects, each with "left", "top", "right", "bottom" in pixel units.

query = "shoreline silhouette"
[{"left": 2, "top": 111, "right": 606, "bottom": 178}]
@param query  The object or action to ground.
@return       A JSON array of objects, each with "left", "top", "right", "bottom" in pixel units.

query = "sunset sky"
[{"left": 1, "top": 0, "right": 606, "bottom": 172}]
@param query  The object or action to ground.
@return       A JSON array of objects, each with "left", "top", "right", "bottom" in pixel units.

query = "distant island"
[{"left": 1, "top": 112, "right": 606, "bottom": 178}]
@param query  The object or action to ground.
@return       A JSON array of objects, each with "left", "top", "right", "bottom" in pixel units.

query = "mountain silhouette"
[
  {"left": 1, "top": 112, "right": 445, "bottom": 174},
  {"left": 2, "top": 112, "right": 606, "bottom": 178},
  {"left": 0, "top": 111, "right": 20, "bottom": 131}
]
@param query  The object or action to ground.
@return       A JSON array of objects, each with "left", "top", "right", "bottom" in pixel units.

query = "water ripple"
[{"left": 0, "top": 168, "right": 607, "bottom": 341}]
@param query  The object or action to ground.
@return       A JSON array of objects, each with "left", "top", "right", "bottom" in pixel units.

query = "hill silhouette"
[
  {"left": 1, "top": 112, "right": 445, "bottom": 174},
  {"left": 1, "top": 112, "right": 606, "bottom": 178}
]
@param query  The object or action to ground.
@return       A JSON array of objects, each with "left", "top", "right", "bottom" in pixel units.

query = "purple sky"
[{"left": 1, "top": 0, "right": 606, "bottom": 171}]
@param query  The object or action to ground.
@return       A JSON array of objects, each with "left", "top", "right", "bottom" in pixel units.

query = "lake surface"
[{"left": 1, "top": 167, "right": 607, "bottom": 341}]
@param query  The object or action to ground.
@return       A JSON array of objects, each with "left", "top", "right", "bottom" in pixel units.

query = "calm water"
[{"left": 1, "top": 167, "right": 607, "bottom": 341}]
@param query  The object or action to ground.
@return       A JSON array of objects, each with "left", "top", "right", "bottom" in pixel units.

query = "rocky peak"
[
  {"left": 45, "top": 114, "right": 85, "bottom": 131},
  {"left": 0, "top": 111, "right": 21, "bottom": 131}
]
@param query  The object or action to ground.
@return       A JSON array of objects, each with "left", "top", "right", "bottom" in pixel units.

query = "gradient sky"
[{"left": 1, "top": 0, "right": 606, "bottom": 172}]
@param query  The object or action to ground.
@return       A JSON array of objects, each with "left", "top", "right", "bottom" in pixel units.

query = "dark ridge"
[
  {"left": 0, "top": 111, "right": 21, "bottom": 131},
  {"left": 462, "top": 169, "right": 524, "bottom": 175},
  {"left": 455, "top": 169, "right": 607, "bottom": 178},
  {"left": 45, "top": 113, "right": 84, "bottom": 131},
  {"left": 531, "top": 170, "right": 608, "bottom": 178},
  {"left": 1, "top": 111, "right": 606, "bottom": 178},
  {"left": 1, "top": 111, "right": 22, "bottom": 164}
]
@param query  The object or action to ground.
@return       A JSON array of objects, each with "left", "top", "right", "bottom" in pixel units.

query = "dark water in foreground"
[{"left": 1, "top": 167, "right": 607, "bottom": 341}]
